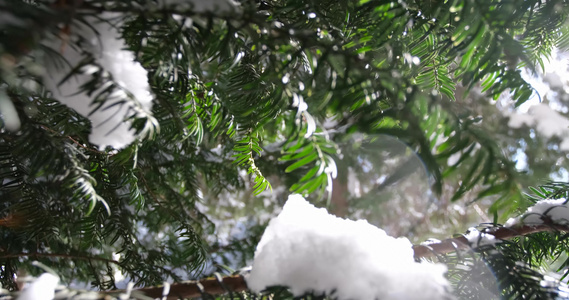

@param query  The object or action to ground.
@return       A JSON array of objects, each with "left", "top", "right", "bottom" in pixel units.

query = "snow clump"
[
  {"left": 17, "top": 273, "right": 59, "bottom": 300},
  {"left": 464, "top": 227, "right": 500, "bottom": 247},
  {"left": 246, "top": 194, "right": 452, "bottom": 300}
]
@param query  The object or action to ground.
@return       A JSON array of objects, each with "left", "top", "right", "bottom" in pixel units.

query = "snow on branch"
[
  {"left": 245, "top": 194, "right": 452, "bottom": 300},
  {"left": 17, "top": 273, "right": 59, "bottom": 300},
  {"left": 413, "top": 224, "right": 569, "bottom": 258},
  {"left": 9, "top": 198, "right": 569, "bottom": 300},
  {"left": 415, "top": 198, "right": 569, "bottom": 258},
  {"left": 41, "top": 12, "right": 156, "bottom": 150},
  {"left": 505, "top": 198, "right": 569, "bottom": 227},
  {"left": 0, "top": 274, "right": 245, "bottom": 300}
]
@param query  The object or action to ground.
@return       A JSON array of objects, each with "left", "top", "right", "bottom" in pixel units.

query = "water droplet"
[{"left": 412, "top": 56, "right": 420, "bottom": 65}]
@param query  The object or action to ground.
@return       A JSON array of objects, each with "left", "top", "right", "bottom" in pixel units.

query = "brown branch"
[
  {"left": 0, "top": 224, "right": 553, "bottom": 299},
  {"left": 110, "top": 223, "right": 569, "bottom": 299},
  {"left": 0, "top": 252, "right": 120, "bottom": 265},
  {"left": 5, "top": 226, "right": 567, "bottom": 299},
  {"left": 129, "top": 275, "right": 248, "bottom": 300},
  {"left": 40, "top": 125, "right": 104, "bottom": 155},
  {"left": 412, "top": 223, "right": 569, "bottom": 258}
]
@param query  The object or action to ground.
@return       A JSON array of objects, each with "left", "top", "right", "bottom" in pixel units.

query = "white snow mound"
[{"left": 246, "top": 194, "right": 452, "bottom": 300}]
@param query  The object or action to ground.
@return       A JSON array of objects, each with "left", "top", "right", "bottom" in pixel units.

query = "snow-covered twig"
[
  {"left": 415, "top": 198, "right": 569, "bottom": 258},
  {"left": 413, "top": 223, "right": 569, "bottom": 258}
]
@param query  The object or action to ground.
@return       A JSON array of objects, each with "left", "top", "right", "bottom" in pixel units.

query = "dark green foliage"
[
  {"left": 527, "top": 182, "right": 569, "bottom": 203},
  {"left": 441, "top": 182, "right": 569, "bottom": 299},
  {"left": 443, "top": 244, "right": 569, "bottom": 300}
]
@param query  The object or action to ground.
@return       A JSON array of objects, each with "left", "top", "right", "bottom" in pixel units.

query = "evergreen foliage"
[{"left": 2, "top": 0, "right": 569, "bottom": 299}]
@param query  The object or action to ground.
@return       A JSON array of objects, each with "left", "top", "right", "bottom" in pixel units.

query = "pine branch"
[
  {"left": 105, "top": 222, "right": 569, "bottom": 299},
  {"left": 5, "top": 275, "right": 248, "bottom": 300},
  {"left": 412, "top": 223, "right": 569, "bottom": 258},
  {"left": 0, "top": 253, "right": 120, "bottom": 266},
  {"left": 4, "top": 223, "right": 567, "bottom": 299},
  {"left": 39, "top": 125, "right": 106, "bottom": 155}
]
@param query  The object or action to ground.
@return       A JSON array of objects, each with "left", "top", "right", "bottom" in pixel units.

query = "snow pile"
[
  {"left": 508, "top": 104, "right": 569, "bottom": 150},
  {"left": 246, "top": 194, "right": 452, "bottom": 300},
  {"left": 41, "top": 13, "right": 153, "bottom": 150},
  {"left": 17, "top": 273, "right": 59, "bottom": 300},
  {"left": 464, "top": 227, "right": 499, "bottom": 247},
  {"left": 505, "top": 198, "right": 569, "bottom": 227}
]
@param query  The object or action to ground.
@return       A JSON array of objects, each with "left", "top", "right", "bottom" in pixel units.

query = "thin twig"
[
  {"left": 0, "top": 252, "right": 120, "bottom": 265},
  {"left": 40, "top": 125, "right": 104, "bottom": 155},
  {"left": 412, "top": 223, "right": 569, "bottom": 258}
]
